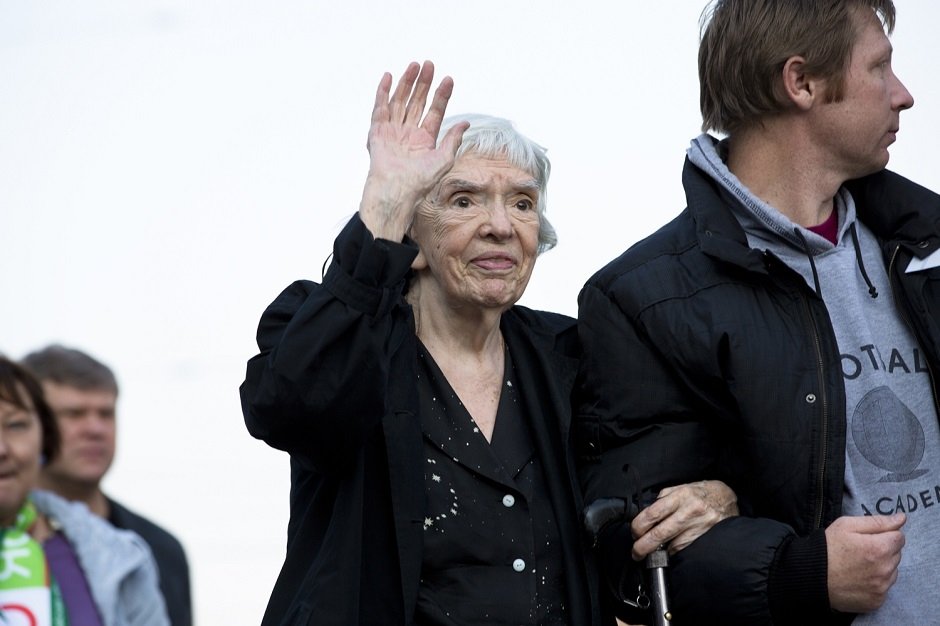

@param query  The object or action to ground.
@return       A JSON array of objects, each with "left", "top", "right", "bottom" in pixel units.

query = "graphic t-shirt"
[{"left": 830, "top": 222, "right": 940, "bottom": 625}]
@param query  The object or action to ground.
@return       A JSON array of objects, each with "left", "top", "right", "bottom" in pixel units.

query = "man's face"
[
  {"left": 814, "top": 7, "right": 914, "bottom": 179},
  {"left": 41, "top": 382, "right": 116, "bottom": 487}
]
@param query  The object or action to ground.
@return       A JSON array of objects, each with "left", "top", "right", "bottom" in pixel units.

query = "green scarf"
[{"left": 0, "top": 499, "right": 68, "bottom": 626}]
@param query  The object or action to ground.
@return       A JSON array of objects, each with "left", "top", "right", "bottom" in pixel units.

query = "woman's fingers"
[
  {"left": 404, "top": 60, "right": 435, "bottom": 126},
  {"left": 370, "top": 72, "right": 393, "bottom": 125},
  {"left": 378, "top": 60, "right": 454, "bottom": 137},
  {"left": 421, "top": 74, "right": 457, "bottom": 143},
  {"left": 388, "top": 61, "right": 422, "bottom": 121}
]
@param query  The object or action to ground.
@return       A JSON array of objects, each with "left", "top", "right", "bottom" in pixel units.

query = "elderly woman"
[
  {"left": 0, "top": 356, "right": 168, "bottom": 626},
  {"left": 240, "top": 61, "right": 736, "bottom": 626}
]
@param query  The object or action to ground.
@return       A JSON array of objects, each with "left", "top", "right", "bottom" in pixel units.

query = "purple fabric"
[
  {"left": 807, "top": 208, "right": 839, "bottom": 244},
  {"left": 44, "top": 533, "right": 104, "bottom": 626}
]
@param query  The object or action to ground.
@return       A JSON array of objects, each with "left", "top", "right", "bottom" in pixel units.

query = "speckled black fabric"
[{"left": 415, "top": 343, "right": 567, "bottom": 626}]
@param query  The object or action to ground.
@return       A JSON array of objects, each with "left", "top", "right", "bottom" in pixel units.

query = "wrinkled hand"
[
  {"left": 630, "top": 480, "right": 738, "bottom": 561},
  {"left": 827, "top": 513, "right": 905, "bottom": 613},
  {"left": 359, "top": 60, "right": 468, "bottom": 241}
]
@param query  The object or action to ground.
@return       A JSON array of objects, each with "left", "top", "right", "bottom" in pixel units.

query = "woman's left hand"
[{"left": 629, "top": 480, "right": 738, "bottom": 561}]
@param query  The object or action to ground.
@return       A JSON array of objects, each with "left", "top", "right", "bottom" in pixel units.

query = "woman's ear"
[
  {"left": 408, "top": 227, "right": 428, "bottom": 272},
  {"left": 408, "top": 209, "right": 430, "bottom": 270},
  {"left": 411, "top": 248, "right": 428, "bottom": 271}
]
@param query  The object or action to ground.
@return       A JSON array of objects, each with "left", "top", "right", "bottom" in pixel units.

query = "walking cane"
[
  {"left": 646, "top": 546, "right": 672, "bottom": 625},
  {"left": 583, "top": 498, "right": 672, "bottom": 625}
]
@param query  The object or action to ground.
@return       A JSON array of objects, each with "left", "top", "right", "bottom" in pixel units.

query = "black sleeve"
[{"left": 239, "top": 214, "right": 417, "bottom": 474}]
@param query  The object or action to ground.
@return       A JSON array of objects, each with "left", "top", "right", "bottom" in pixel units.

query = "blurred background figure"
[
  {"left": 22, "top": 345, "right": 192, "bottom": 626},
  {"left": 0, "top": 355, "right": 168, "bottom": 625}
]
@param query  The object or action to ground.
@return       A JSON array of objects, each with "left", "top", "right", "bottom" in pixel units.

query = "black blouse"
[{"left": 414, "top": 342, "right": 568, "bottom": 625}]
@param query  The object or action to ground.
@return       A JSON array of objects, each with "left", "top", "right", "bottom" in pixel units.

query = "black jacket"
[
  {"left": 575, "top": 161, "right": 940, "bottom": 625},
  {"left": 107, "top": 498, "right": 192, "bottom": 626},
  {"left": 240, "top": 215, "right": 602, "bottom": 625}
]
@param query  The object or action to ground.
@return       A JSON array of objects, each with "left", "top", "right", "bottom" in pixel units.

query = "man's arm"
[{"left": 575, "top": 280, "right": 812, "bottom": 624}]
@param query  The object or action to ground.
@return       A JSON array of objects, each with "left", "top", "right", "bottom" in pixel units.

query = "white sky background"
[{"left": 2, "top": 1, "right": 939, "bottom": 624}]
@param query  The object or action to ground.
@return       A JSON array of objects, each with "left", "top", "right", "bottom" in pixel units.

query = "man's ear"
[{"left": 781, "top": 55, "right": 822, "bottom": 111}]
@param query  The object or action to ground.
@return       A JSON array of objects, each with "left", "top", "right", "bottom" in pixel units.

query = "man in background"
[{"left": 23, "top": 344, "right": 192, "bottom": 626}]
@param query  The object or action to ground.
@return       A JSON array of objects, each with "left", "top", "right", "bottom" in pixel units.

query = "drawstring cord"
[
  {"left": 850, "top": 222, "right": 879, "bottom": 299},
  {"left": 793, "top": 228, "right": 823, "bottom": 298},
  {"left": 793, "top": 223, "right": 879, "bottom": 300}
]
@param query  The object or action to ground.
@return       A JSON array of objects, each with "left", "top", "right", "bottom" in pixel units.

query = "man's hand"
[
  {"left": 359, "top": 60, "right": 468, "bottom": 241},
  {"left": 630, "top": 480, "right": 738, "bottom": 560},
  {"left": 827, "top": 513, "right": 905, "bottom": 613}
]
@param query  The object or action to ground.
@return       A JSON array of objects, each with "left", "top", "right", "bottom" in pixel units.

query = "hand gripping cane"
[{"left": 583, "top": 497, "right": 672, "bottom": 625}]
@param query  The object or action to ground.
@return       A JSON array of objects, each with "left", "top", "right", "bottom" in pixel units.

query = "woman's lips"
[{"left": 473, "top": 253, "right": 516, "bottom": 271}]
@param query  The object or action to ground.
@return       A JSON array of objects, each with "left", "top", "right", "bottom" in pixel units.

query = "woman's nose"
[{"left": 481, "top": 204, "right": 513, "bottom": 238}]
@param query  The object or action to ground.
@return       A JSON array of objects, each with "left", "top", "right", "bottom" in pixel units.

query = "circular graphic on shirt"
[{"left": 851, "top": 385, "right": 928, "bottom": 482}]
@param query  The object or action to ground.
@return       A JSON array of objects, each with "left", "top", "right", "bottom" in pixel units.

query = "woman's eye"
[
  {"left": 454, "top": 197, "right": 471, "bottom": 208},
  {"left": 516, "top": 199, "right": 533, "bottom": 211}
]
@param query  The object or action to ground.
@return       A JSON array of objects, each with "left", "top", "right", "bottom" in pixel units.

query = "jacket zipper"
[
  {"left": 802, "top": 243, "right": 940, "bottom": 530},
  {"left": 800, "top": 293, "right": 831, "bottom": 530}
]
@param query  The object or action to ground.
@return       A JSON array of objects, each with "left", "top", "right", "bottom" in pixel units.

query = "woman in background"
[{"left": 0, "top": 356, "right": 168, "bottom": 626}]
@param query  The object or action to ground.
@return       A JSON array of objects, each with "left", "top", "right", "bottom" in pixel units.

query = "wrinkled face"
[
  {"left": 41, "top": 382, "right": 116, "bottom": 487},
  {"left": 815, "top": 7, "right": 914, "bottom": 178},
  {"left": 0, "top": 392, "right": 43, "bottom": 525},
  {"left": 410, "top": 153, "right": 541, "bottom": 313}
]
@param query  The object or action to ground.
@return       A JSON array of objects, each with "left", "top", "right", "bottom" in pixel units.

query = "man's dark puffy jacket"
[{"left": 575, "top": 160, "right": 940, "bottom": 625}]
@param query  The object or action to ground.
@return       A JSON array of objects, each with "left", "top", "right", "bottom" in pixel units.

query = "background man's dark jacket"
[{"left": 108, "top": 497, "right": 192, "bottom": 626}]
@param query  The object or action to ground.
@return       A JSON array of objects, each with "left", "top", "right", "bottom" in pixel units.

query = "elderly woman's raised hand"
[{"left": 359, "top": 60, "right": 469, "bottom": 242}]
